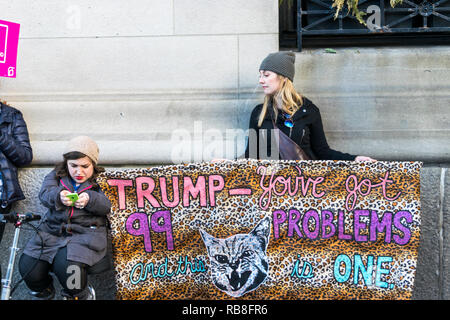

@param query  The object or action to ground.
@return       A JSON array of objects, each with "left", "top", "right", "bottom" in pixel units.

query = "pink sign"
[{"left": 0, "top": 20, "right": 20, "bottom": 78}]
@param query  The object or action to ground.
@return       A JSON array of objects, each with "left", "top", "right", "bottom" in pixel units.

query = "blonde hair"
[{"left": 257, "top": 75, "right": 303, "bottom": 127}]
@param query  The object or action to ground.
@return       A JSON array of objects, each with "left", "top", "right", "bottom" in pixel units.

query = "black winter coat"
[
  {"left": 244, "top": 97, "right": 356, "bottom": 161},
  {"left": 0, "top": 103, "right": 33, "bottom": 207}
]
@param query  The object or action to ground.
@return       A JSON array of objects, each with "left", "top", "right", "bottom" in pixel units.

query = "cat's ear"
[
  {"left": 250, "top": 217, "right": 271, "bottom": 251},
  {"left": 199, "top": 229, "right": 216, "bottom": 254}
]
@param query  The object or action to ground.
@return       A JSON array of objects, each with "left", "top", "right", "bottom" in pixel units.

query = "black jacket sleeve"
[
  {"left": 244, "top": 105, "right": 262, "bottom": 159},
  {"left": 39, "top": 170, "right": 66, "bottom": 211},
  {"left": 0, "top": 109, "right": 33, "bottom": 166},
  {"left": 84, "top": 189, "right": 112, "bottom": 217}
]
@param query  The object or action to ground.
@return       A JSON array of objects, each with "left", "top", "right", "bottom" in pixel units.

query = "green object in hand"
[{"left": 66, "top": 192, "right": 78, "bottom": 205}]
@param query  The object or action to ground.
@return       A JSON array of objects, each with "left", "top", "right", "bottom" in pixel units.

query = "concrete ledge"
[{"left": 11, "top": 96, "right": 261, "bottom": 165}]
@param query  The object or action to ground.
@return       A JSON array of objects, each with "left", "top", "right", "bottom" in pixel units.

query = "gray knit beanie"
[
  {"left": 259, "top": 51, "right": 296, "bottom": 81},
  {"left": 64, "top": 135, "right": 99, "bottom": 164}
]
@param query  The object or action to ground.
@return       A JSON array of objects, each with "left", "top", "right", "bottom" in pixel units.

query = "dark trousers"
[
  {"left": 0, "top": 204, "right": 11, "bottom": 241},
  {"left": 18, "top": 246, "right": 88, "bottom": 297}
]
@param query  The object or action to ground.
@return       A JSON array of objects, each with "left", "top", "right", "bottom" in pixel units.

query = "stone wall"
[
  {"left": 293, "top": 47, "right": 450, "bottom": 163},
  {"left": 0, "top": 0, "right": 278, "bottom": 165}
]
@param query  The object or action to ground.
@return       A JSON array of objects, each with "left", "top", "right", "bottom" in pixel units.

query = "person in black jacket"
[
  {"left": 244, "top": 52, "right": 375, "bottom": 162},
  {"left": 0, "top": 101, "right": 33, "bottom": 281}
]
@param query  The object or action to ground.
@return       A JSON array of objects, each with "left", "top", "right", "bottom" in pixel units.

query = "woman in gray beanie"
[
  {"left": 18, "top": 136, "right": 111, "bottom": 300},
  {"left": 245, "top": 51, "right": 375, "bottom": 161}
]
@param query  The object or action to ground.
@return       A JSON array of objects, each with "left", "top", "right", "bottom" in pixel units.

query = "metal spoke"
[
  {"left": 304, "top": 14, "right": 336, "bottom": 30},
  {"left": 433, "top": 11, "right": 450, "bottom": 21},
  {"left": 386, "top": 13, "right": 417, "bottom": 28}
]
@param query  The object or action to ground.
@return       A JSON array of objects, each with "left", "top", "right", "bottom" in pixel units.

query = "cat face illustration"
[{"left": 199, "top": 217, "right": 271, "bottom": 297}]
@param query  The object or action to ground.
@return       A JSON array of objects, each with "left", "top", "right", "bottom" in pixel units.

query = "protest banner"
[{"left": 98, "top": 159, "right": 421, "bottom": 300}]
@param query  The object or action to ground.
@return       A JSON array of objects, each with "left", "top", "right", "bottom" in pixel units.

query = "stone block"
[
  {"left": 295, "top": 47, "right": 450, "bottom": 95},
  {"left": 294, "top": 47, "right": 450, "bottom": 163},
  {"left": 15, "top": 97, "right": 243, "bottom": 165},
  {"left": 1, "top": 0, "right": 174, "bottom": 38},
  {"left": 1, "top": 35, "right": 238, "bottom": 93},
  {"left": 324, "top": 130, "right": 450, "bottom": 162},
  {"left": 174, "top": 0, "right": 278, "bottom": 35}
]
